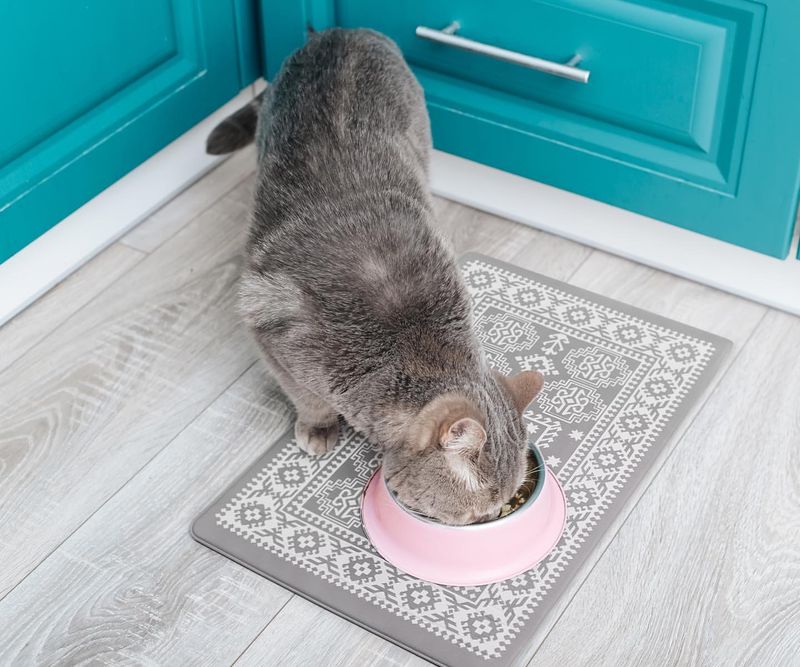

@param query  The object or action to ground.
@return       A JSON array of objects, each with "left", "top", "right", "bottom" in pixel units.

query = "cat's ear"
[
  {"left": 498, "top": 370, "right": 544, "bottom": 414},
  {"left": 441, "top": 417, "right": 486, "bottom": 491},
  {"left": 440, "top": 417, "right": 487, "bottom": 452},
  {"left": 409, "top": 395, "right": 484, "bottom": 453}
]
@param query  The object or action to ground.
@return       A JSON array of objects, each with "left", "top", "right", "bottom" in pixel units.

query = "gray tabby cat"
[{"left": 207, "top": 28, "right": 544, "bottom": 525}]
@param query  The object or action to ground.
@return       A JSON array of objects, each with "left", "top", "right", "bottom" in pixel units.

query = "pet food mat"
[{"left": 193, "top": 254, "right": 731, "bottom": 666}]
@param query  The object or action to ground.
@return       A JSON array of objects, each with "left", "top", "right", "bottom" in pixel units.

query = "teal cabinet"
[
  {"left": 4, "top": 0, "right": 798, "bottom": 262},
  {"left": 260, "top": 0, "right": 800, "bottom": 258},
  {"left": 0, "top": 0, "right": 259, "bottom": 263}
]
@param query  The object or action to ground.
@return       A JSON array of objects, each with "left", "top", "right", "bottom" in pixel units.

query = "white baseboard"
[
  {"left": 2, "top": 89, "right": 797, "bottom": 326},
  {"left": 0, "top": 86, "right": 257, "bottom": 327},
  {"left": 431, "top": 150, "right": 800, "bottom": 316}
]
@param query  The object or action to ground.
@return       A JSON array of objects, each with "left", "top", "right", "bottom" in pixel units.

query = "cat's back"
[
  {"left": 248, "top": 28, "right": 433, "bottom": 267},
  {"left": 257, "top": 28, "right": 428, "bottom": 161},
  {"left": 241, "top": 28, "right": 456, "bottom": 367}
]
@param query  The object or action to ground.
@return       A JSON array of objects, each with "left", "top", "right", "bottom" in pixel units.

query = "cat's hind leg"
[{"left": 257, "top": 345, "right": 340, "bottom": 456}]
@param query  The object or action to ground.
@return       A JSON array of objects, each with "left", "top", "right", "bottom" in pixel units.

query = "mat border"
[{"left": 192, "top": 253, "right": 733, "bottom": 667}]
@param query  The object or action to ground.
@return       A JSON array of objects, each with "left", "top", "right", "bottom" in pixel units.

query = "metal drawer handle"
[{"left": 415, "top": 21, "right": 590, "bottom": 84}]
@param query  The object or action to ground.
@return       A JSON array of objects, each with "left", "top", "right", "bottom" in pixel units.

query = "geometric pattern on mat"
[{"left": 213, "top": 256, "right": 728, "bottom": 662}]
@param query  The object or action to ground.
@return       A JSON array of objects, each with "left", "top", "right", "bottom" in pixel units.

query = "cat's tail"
[{"left": 205, "top": 92, "right": 264, "bottom": 155}]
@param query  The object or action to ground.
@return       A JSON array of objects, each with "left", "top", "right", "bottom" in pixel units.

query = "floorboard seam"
[
  {"left": 118, "top": 160, "right": 256, "bottom": 255},
  {"left": 228, "top": 596, "right": 295, "bottom": 666},
  {"left": 564, "top": 249, "right": 594, "bottom": 283}
]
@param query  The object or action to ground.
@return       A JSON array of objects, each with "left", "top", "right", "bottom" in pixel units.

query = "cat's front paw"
[{"left": 295, "top": 420, "right": 339, "bottom": 457}]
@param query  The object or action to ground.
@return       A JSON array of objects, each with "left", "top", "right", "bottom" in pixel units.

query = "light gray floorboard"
[
  {"left": 0, "top": 365, "right": 293, "bottom": 666},
  {"left": 121, "top": 146, "right": 256, "bottom": 253},
  {"left": 0, "top": 243, "right": 144, "bottom": 372},
  {"left": 0, "top": 178, "right": 257, "bottom": 598},
  {"left": 432, "top": 196, "right": 594, "bottom": 276}
]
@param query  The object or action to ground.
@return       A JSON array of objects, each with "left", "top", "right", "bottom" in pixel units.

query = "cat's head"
[{"left": 382, "top": 370, "right": 544, "bottom": 525}]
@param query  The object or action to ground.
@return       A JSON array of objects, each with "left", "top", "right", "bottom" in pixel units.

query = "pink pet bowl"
[{"left": 361, "top": 445, "right": 567, "bottom": 586}]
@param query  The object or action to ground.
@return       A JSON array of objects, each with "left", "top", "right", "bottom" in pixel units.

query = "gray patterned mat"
[{"left": 193, "top": 254, "right": 730, "bottom": 666}]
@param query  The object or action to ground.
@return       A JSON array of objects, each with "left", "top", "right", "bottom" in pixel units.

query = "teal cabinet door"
[
  {"left": 259, "top": 0, "right": 800, "bottom": 258},
  {"left": 0, "top": 0, "right": 256, "bottom": 263}
]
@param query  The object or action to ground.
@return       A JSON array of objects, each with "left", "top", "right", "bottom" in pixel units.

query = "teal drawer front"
[
  {"left": 260, "top": 0, "right": 800, "bottom": 258},
  {"left": 0, "top": 0, "right": 254, "bottom": 263},
  {"left": 343, "top": 0, "right": 762, "bottom": 195}
]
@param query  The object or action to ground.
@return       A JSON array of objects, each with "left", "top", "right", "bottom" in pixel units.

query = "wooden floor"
[{"left": 1, "top": 149, "right": 798, "bottom": 666}]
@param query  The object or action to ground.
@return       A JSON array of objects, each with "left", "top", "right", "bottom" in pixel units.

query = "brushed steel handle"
[{"left": 415, "top": 21, "right": 590, "bottom": 84}]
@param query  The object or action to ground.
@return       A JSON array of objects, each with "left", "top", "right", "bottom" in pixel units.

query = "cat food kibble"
[{"left": 497, "top": 451, "right": 538, "bottom": 519}]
